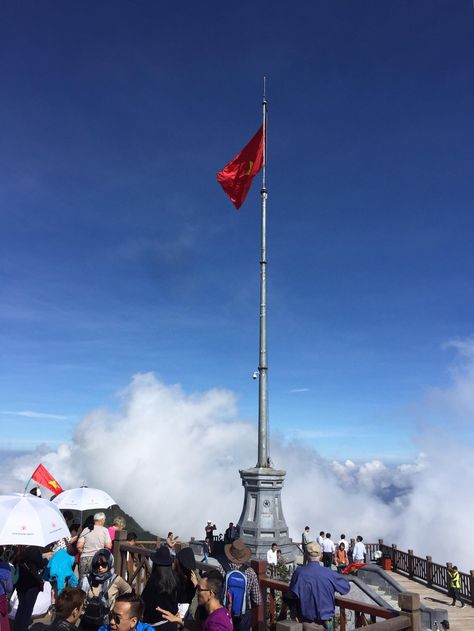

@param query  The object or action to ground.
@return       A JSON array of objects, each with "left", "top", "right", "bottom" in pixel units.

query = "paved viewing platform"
[{"left": 393, "top": 573, "right": 473, "bottom": 630}]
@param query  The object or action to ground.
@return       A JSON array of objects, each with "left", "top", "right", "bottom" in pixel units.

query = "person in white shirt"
[
  {"left": 338, "top": 534, "right": 348, "bottom": 549},
  {"left": 77, "top": 512, "right": 112, "bottom": 580},
  {"left": 266, "top": 543, "right": 278, "bottom": 577},
  {"left": 352, "top": 535, "right": 366, "bottom": 563},
  {"left": 321, "top": 533, "right": 336, "bottom": 568},
  {"left": 317, "top": 531, "right": 325, "bottom": 547}
]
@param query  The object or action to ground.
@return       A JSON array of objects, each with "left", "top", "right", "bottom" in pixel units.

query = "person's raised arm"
[{"left": 156, "top": 607, "right": 200, "bottom": 631}]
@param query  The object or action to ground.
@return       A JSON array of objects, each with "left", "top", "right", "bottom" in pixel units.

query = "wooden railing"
[
  {"left": 113, "top": 533, "right": 421, "bottom": 630},
  {"left": 114, "top": 538, "right": 153, "bottom": 595},
  {"left": 373, "top": 539, "right": 474, "bottom": 606},
  {"left": 250, "top": 558, "right": 419, "bottom": 631}
]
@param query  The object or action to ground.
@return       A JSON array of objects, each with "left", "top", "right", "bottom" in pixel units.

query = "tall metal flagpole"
[
  {"left": 257, "top": 77, "right": 269, "bottom": 468},
  {"left": 238, "top": 78, "right": 295, "bottom": 559}
]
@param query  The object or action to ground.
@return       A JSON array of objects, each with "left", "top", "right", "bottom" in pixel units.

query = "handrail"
[
  {"left": 371, "top": 539, "right": 473, "bottom": 606},
  {"left": 250, "top": 558, "right": 417, "bottom": 630}
]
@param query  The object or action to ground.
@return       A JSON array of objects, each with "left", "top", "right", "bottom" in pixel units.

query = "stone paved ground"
[{"left": 393, "top": 572, "right": 474, "bottom": 631}]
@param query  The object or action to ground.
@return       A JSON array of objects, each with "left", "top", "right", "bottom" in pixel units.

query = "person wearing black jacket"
[
  {"left": 174, "top": 548, "right": 197, "bottom": 607},
  {"left": 13, "top": 546, "right": 47, "bottom": 631},
  {"left": 47, "top": 587, "right": 86, "bottom": 631},
  {"left": 141, "top": 548, "right": 178, "bottom": 631}
]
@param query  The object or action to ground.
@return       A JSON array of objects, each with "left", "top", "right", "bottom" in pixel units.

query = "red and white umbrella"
[{"left": 0, "top": 494, "right": 70, "bottom": 546}]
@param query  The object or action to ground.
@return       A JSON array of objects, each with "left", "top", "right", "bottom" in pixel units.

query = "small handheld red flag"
[
  {"left": 217, "top": 126, "right": 263, "bottom": 209},
  {"left": 31, "top": 464, "right": 64, "bottom": 495}
]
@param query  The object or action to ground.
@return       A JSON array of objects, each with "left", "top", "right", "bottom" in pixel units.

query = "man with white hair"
[{"left": 77, "top": 512, "right": 112, "bottom": 580}]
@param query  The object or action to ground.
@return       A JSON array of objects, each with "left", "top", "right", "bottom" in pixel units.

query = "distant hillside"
[{"left": 74, "top": 504, "right": 158, "bottom": 542}]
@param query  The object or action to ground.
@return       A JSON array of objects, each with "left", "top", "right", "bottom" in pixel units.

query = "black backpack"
[{"left": 82, "top": 577, "right": 117, "bottom": 629}]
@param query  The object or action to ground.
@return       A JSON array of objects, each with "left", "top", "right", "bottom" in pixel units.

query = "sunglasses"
[
  {"left": 196, "top": 586, "right": 212, "bottom": 593},
  {"left": 111, "top": 612, "right": 134, "bottom": 623}
]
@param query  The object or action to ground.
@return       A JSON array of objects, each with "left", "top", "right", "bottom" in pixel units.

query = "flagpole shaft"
[{"left": 257, "top": 78, "right": 269, "bottom": 468}]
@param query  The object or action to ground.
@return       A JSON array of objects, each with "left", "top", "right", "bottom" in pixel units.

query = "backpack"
[
  {"left": 222, "top": 563, "right": 248, "bottom": 618},
  {"left": 81, "top": 577, "right": 116, "bottom": 629}
]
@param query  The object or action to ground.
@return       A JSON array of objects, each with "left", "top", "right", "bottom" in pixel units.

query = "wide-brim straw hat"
[{"left": 224, "top": 538, "right": 252, "bottom": 564}]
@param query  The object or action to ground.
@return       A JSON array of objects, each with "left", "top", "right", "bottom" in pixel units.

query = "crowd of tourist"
[
  {"left": 0, "top": 511, "right": 466, "bottom": 631},
  {"left": 301, "top": 527, "right": 367, "bottom": 573},
  {"left": 0, "top": 512, "right": 264, "bottom": 631},
  {"left": 0, "top": 510, "right": 132, "bottom": 631}
]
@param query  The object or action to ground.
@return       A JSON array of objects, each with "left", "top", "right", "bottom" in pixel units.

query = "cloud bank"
[{"left": 1, "top": 339, "right": 473, "bottom": 571}]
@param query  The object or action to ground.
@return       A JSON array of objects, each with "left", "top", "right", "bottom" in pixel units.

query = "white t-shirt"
[
  {"left": 353, "top": 541, "right": 366, "bottom": 561},
  {"left": 321, "top": 539, "right": 335, "bottom": 553},
  {"left": 317, "top": 535, "right": 325, "bottom": 546},
  {"left": 267, "top": 549, "right": 277, "bottom": 565}
]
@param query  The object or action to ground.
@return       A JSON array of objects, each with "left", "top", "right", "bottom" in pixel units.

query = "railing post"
[
  {"left": 426, "top": 556, "right": 433, "bottom": 587},
  {"left": 392, "top": 544, "right": 398, "bottom": 571},
  {"left": 251, "top": 559, "right": 267, "bottom": 631},
  {"left": 276, "top": 623, "right": 302, "bottom": 631},
  {"left": 408, "top": 549, "right": 414, "bottom": 579},
  {"left": 398, "top": 592, "right": 421, "bottom": 631},
  {"left": 113, "top": 529, "right": 127, "bottom": 577},
  {"left": 338, "top": 605, "right": 346, "bottom": 631},
  {"left": 470, "top": 570, "right": 474, "bottom": 607},
  {"left": 354, "top": 610, "right": 367, "bottom": 627}
]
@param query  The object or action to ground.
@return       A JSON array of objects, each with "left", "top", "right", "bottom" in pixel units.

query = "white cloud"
[
  {"left": 0, "top": 410, "right": 69, "bottom": 420},
  {"left": 423, "top": 337, "right": 474, "bottom": 421},
  {"left": 290, "top": 388, "right": 310, "bottom": 393},
  {"left": 0, "top": 339, "right": 473, "bottom": 571}
]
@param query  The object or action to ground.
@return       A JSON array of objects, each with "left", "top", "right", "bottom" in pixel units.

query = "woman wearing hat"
[
  {"left": 142, "top": 547, "right": 178, "bottom": 631},
  {"left": 175, "top": 548, "right": 197, "bottom": 607}
]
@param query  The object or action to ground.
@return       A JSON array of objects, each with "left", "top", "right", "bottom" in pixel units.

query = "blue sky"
[{"left": 1, "top": 0, "right": 473, "bottom": 461}]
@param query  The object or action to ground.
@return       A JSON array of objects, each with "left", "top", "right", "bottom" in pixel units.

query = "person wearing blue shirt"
[
  {"left": 289, "top": 542, "right": 350, "bottom": 631},
  {"left": 98, "top": 593, "right": 153, "bottom": 631}
]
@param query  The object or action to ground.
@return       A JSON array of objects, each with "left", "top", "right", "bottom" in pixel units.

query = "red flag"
[
  {"left": 31, "top": 464, "right": 64, "bottom": 495},
  {"left": 217, "top": 126, "right": 263, "bottom": 209}
]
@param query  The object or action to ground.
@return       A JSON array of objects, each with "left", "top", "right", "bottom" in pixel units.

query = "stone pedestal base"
[{"left": 237, "top": 467, "right": 296, "bottom": 561}]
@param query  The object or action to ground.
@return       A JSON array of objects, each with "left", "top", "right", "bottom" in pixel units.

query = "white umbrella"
[
  {"left": 0, "top": 494, "right": 70, "bottom": 547},
  {"left": 52, "top": 486, "right": 116, "bottom": 512}
]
